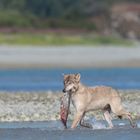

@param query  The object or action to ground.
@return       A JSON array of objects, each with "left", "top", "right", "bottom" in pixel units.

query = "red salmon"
[{"left": 60, "top": 92, "right": 70, "bottom": 128}]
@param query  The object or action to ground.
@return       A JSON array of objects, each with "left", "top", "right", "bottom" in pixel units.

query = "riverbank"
[
  {"left": 0, "top": 33, "right": 134, "bottom": 46},
  {"left": 0, "top": 45, "right": 140, "bottom": 68},
  {"left": 0, "top": 90, "right": 139, "bottom": 122}
]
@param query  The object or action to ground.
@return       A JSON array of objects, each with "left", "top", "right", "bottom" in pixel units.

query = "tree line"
[{"left": 0, "top": 0, "right": 139, "bottom": 29}]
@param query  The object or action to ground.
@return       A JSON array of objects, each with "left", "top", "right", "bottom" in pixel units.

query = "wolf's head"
[{"left": 63, "top": 73, "right": 81, "bottom": 93}]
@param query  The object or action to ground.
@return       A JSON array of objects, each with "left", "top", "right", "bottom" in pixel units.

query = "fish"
[{"left": 60, "top": 92, "right": 71, "bottom": 129}]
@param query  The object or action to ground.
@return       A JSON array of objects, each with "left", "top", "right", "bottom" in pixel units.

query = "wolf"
[{"left": 62, "top": 73, "right": 136, "bottom": 129}]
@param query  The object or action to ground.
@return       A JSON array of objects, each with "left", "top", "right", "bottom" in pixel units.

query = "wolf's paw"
[
  {"left": 106, "top": 126, "right": 114, "bottom": 129},
  {"left": 132, "top": 123, "right": 137, "bottom": 128}
]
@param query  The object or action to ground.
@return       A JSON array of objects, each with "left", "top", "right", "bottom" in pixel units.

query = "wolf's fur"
[{"left": 63, "top": 73, "right": 136, "bottom": 129}]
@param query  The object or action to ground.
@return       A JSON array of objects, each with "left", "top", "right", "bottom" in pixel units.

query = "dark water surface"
[
  {"left": 0, "top": 68, "right": 140, "bottom": 91},
  {"left": 0, "top": 120, "right": 140, "bottom": 140},
  {"left": 1, "top": 128, "right": 140, "bottom": 140}
]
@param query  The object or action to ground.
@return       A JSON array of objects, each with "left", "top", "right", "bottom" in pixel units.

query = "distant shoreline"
[{"left": 0, "top": 45, "right": 140, "bottom": 68}]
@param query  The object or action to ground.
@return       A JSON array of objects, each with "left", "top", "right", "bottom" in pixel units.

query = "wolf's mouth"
[{"left": 62, "top": 88, "right": 72, "bottom": 93}]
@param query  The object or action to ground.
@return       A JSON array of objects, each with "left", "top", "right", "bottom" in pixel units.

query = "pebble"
[{"left": 0, "top": 91, "right": 139, "bottom": 122}]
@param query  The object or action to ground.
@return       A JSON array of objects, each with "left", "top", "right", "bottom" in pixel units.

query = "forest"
[{"left": 0, "top": 0, "right": 139, "bottom": 29}]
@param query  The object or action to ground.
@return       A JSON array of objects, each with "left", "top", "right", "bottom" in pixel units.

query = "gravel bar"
[{"left": 0, "top": 90, "right": 139, "bottom": 122}]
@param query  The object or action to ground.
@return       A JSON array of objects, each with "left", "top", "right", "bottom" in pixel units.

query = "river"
[
  {"left": 0, "top": 67, "right": 140, "bottom": 91},
  {"left": 0, "top": 120, "right": 140, "bottom": 140}
]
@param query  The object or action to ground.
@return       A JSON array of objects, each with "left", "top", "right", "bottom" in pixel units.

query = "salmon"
[{"left": 60, "top": 92, "right": 70, "bottom": 129}]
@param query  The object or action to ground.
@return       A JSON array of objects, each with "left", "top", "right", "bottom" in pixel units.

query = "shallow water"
[
  {"left": 0, "top": 120, "right": 140, "bottom": 140},
  {"left": 0, "top": 68, "right": 140, "bottom": 91},
  {"left": 0, "top": 120, "right": 139, "bottom": 130}
]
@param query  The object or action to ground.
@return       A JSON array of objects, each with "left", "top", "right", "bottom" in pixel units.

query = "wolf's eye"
[
  {"left": 67, "top": 81, "right": 72, "bottom": 85},
  {"left": 73, "top": 87, "right": 77, "bottom": 90}
]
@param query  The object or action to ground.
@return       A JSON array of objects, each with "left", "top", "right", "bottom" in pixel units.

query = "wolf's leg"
[
  {"left": 80, "top": 119, "right": 93, "bottom": 128},
  {"left": 79, "top": 113, "right": 92, "bottom": 128},
  {"left": 110, "top": 102, "right": 136, "bottom": 128},
  {"left": 103, "top": 111, "right": 113, "bottom": 128},
  {"left": 71, "top": 111, "right": 84, "bottom": 129},
  {"left": 122, "top": 111, "right": 136, "bottom": 128}
]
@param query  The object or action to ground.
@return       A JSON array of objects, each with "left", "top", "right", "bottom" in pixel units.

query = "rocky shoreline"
[{"left": 0, "top": 90, "right": 139, "bottom": 122}]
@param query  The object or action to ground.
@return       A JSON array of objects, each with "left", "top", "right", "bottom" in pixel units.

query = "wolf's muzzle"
[{"left": 63, "top": 89, "right": 66, "bottom": 93}]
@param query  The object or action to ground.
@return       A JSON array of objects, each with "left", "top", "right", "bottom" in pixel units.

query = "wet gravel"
[{"left": 0, "top": 90, "right": 139, "bottom": 122}]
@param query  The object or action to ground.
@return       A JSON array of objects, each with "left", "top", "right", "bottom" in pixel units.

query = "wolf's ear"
[{"left": 75, "top": 73, "right": 81, "bottom": 82}]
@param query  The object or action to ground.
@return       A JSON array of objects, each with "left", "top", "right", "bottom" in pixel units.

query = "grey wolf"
[{"left": 63, "top": 73, "right": 136, "bottom": 129}]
